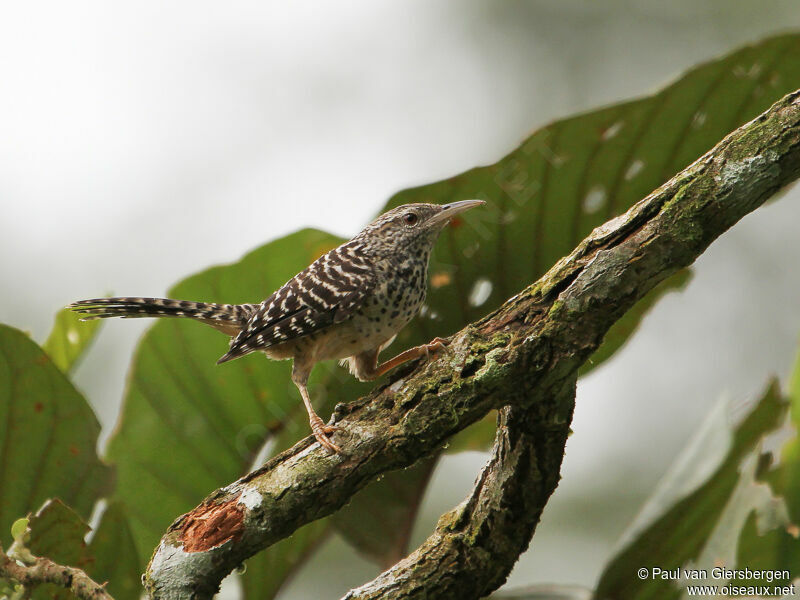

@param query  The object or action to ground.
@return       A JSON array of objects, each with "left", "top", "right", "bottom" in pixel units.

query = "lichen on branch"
[{"left": 1, "top": 546, "right": 113, "bottom": 600}]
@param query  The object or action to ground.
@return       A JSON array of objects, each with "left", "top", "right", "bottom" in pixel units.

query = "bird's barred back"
[{"left": 218, "top": 240, "right": 376, "bottom": 362}]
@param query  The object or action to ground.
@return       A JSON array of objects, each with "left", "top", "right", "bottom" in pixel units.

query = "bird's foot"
[
  {"left": 423, "top": 337, "right": 449, "bottom": 358},
  {"left": 309, "top": 415, "right": 341, "bottom": 453}
]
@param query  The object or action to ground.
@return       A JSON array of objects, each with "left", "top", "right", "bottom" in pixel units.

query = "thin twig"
[{"left": 1, "top": 548, "right": 113, "bottom": 600}]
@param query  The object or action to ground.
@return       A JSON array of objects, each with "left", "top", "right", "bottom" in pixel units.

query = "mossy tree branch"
[
  {"left": 144, "top": 89, "right": 800, "bottom": 600},
  {"left": 343, "top": 378, "right": 577, "bottom": 600}
]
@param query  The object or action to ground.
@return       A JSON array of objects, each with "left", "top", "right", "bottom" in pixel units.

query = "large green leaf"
[
  {"left": 88, "top": 502, "right": 142, "bottom": 600},
  {"left": 0, "top": 324, "right": 113, "bottom": 549},
  {"left": 594, "top": 381, "right": 794, "bottom": 599},
  {"left": 332, "top": 455, "right": 439, "bottom": 567},
  {"left": 43, "top": 307, "right": 102, "bottom": 374},
  {"left": 586, "top": 339, "right": 800, "bottom": 599},
  {"left": 754, "top": 342, "right": 800, "bottom": 584},
  {"left": 335, "top": 32, "right": 800, "bottom": 563}
]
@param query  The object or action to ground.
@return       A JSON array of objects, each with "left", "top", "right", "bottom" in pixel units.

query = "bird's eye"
[{"left": 403, "top": 212, "right": 419, "bottom": 226}]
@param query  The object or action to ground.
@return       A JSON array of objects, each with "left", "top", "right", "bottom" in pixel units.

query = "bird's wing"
[{"left": 217, "top": 242, "right": 375, "bottom": 363}]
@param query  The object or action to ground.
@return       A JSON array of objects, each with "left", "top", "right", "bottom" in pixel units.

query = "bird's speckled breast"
[
  {"left": 264, "top": 249, "right": 432, "bottom": 368},
  {"left": 356, "top": 264, "right": 426, "bottom": 340},
  {"left": 318, "top": 252, "right": 430, "bottom": 362}
]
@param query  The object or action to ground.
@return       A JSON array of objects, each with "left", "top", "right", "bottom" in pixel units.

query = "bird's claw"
[
  {"left": 423, "top": 337, "right": 449, "bottom": 358},
  {"left": 310, "top": 417, "right": 341, "bottom": 453}
]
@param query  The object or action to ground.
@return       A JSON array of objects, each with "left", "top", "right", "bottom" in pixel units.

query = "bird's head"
[{"left": 356, "top": 200, "right": 485, "bottom": 256}]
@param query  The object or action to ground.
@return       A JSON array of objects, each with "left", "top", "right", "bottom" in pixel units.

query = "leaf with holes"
[
  {"left": 0, "top": 324, "right": 113, "bottom": 550},
  {"left": 43, "top": 307, "right": 102, "bottom": 374},
  {"left": 381, "top": 32, "right": 800, "bottom": 443}
]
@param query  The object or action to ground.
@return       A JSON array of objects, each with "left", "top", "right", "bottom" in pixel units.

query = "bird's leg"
[
  {"left": 356, "top": 337, "right": 449, "bottom": 381},
  {"left": 291, "top": 364, "right": 340, "bottom": 453}
]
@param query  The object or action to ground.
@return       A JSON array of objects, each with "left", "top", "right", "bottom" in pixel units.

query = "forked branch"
[{"left": 145, "top": 89, "right": 800, "bottom": 600}]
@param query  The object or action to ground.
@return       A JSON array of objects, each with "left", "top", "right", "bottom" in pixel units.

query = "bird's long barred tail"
[{"left": 69, "top": 297, "right": 255, "bottom": 329}]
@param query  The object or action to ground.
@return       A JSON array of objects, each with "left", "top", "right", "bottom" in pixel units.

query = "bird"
[{"left": 69, "top": 200, "right": 485, "bottom": 453}]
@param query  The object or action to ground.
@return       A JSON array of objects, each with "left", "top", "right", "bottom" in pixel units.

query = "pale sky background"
[{"left": 2, "top": 1, "right": 800, "bottom": 598}]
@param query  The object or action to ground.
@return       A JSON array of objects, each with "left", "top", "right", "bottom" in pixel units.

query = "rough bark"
[
  {"left": 343, "top": 379, "right": 577, "bottom": 600},
  {"left": 144, "top": 89, "right": 800, "bottom": 600}
]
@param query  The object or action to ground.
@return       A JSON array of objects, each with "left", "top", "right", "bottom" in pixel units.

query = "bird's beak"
[{"left": 429, "top": 199, "right": 486, "bottom": 227}]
